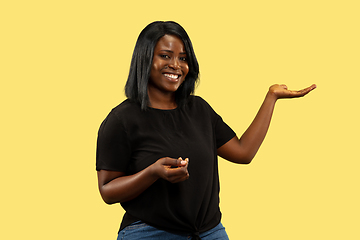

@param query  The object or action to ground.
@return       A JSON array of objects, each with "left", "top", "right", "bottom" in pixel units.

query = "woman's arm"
[
  {"left": 97, "top": 157, "right": 189, "bottom": 204},
  {"left": 217, "top": 84, "right": 316, "bottom": 164}
]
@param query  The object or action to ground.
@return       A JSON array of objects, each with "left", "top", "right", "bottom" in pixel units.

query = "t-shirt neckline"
[{"left": 147, "top": 106, "right": 179, "bottom": 112}]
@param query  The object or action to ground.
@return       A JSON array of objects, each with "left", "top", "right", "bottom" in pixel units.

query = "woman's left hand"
[{"left": 269, "top": 84, "right": 317, "bottom": 99}]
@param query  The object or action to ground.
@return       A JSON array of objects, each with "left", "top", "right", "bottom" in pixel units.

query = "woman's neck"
[{"left": 147, "top": 88, "right": 177, "bottom": 110}]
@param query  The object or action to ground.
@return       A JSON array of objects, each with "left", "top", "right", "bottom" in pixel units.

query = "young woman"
[{"left": 96, "top": 21, "right": 316, "bottom": 240}]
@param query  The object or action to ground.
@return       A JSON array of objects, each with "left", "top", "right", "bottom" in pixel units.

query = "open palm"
[{"left": 269, "top": 84, "right": 317, "bottom": 99}]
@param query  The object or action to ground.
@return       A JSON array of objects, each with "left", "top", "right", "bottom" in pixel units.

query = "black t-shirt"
[{"left": 96, "top": 96, "right": 236, "bottom": 234}]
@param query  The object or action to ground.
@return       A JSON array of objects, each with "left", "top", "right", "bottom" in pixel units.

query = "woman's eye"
[
  {"left": 160, "top": 54, "right": 170, "bottom": 59},
  {"left": 180, "top": 57, "right": 187, "bottom": 61}
]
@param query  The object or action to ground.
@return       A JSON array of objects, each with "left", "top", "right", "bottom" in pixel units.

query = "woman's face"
[{"left": 148, "top": 34, "right": 189, "bottom": 95}]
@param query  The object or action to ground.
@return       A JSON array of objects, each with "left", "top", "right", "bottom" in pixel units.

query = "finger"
[
  {"left": 178, "top": 157, "right": 189, "bottom": 166},
  {"left": 309, "top": 84, "right": 317, "bottom": 91},
  {"left": 167, "top": 161, "right": 189, "bottom": 170},
  {"left": 164, "top": 167, "right": 189, "bottom": 182},
  {"left": 283, "top": 84, "right": 316, "bottom": 98},
  {"left": 171, "top": 174, "right": 190, "bottom": 183},
  {"left": 295, "top": 84, "right": 317, "bottom": 97},
  {"left": 162, "top": 157, "right": 187, "bottom": 167},
  {"left": 280, "top": 84, "right": 288, "bottom": 90},
  {"left": 302, "top": 84, "right": 317, "bottom": 92},
  {"left": 167, "top": 168, "right": 189, "bottom": 182}
]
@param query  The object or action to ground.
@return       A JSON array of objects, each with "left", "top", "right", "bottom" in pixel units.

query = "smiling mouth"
[{"left": 163, "top": 73, "right": 181, "bottom": 80}]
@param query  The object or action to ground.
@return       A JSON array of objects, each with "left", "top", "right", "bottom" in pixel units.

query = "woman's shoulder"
[
  {"left": 188, "top": 95, "right": 213, "bottom": 110},
  {"left": 112, "top": 99, "right": 139, "bottom": 111},
  {"left": 108, "top": 99, "right": 142, "bottom": 120}
]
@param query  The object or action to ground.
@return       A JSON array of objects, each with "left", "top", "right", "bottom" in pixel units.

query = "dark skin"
[
  {"left": 97, "top": 34, "right": 317, "bottom": 204},
  {"left": 147, "top": 34, "right": 189, "bottom": 109}
]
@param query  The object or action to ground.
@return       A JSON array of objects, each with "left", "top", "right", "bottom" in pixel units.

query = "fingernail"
[{"left": 181, "top": 160, "right": 186, "bottom": 165}]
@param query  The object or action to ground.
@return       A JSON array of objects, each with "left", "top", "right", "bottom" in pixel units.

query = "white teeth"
[{"left": 164, "top": 74, "right": 179, "bottom": 79}]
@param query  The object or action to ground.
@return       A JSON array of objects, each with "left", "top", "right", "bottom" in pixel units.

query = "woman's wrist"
[
  {"left": 266, "top": 89, "right": 279, "bottom": 103},
  {"left": 148, "top": 162, "right": 161, "bottom": 182}
]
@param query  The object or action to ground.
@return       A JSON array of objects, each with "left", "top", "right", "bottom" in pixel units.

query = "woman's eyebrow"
[
  {"left": 160, "top": 50, "right": 173, "bottom": 53},
  {"left": 160, "top": 50, "right": 187, "bottom": 54}
]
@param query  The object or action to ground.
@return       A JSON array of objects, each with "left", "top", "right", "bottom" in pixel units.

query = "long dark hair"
[{"left": 125, "top": 21, "right": 199, "bottom": 110}]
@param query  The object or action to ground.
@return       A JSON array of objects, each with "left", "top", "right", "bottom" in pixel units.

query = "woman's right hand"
[{"left": 151, "top": 157, "right": 189, "bottom": 183}]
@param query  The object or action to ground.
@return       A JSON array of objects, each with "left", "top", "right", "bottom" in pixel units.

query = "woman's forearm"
[
  {"left": 98, "top": 157, "right": 189, "bottom": 204},
  {"left": 238, "top": 91, "right": 278, "bottom": 160},
  {"left": 98, "top": 166, "right": 159, "bottom": 204}
]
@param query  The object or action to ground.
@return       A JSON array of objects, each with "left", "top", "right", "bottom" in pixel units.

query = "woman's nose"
[{"left": 168, "top": 58, "right": 181, "bottom": 69}]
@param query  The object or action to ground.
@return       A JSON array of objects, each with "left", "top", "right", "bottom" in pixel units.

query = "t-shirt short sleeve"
[
  {"left": 194, "top": 96, "right": 236, "bottom": 149},
  {"left": 96, "top": 111, "right": 131, "bottom": 172},
  {"left": 214, "top": 114, "right": 236, "bottom": 148}
]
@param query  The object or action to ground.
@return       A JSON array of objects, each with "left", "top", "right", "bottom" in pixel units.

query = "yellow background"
[{"left": 1, "top": 0, "right": 359, "bottom": 239}]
